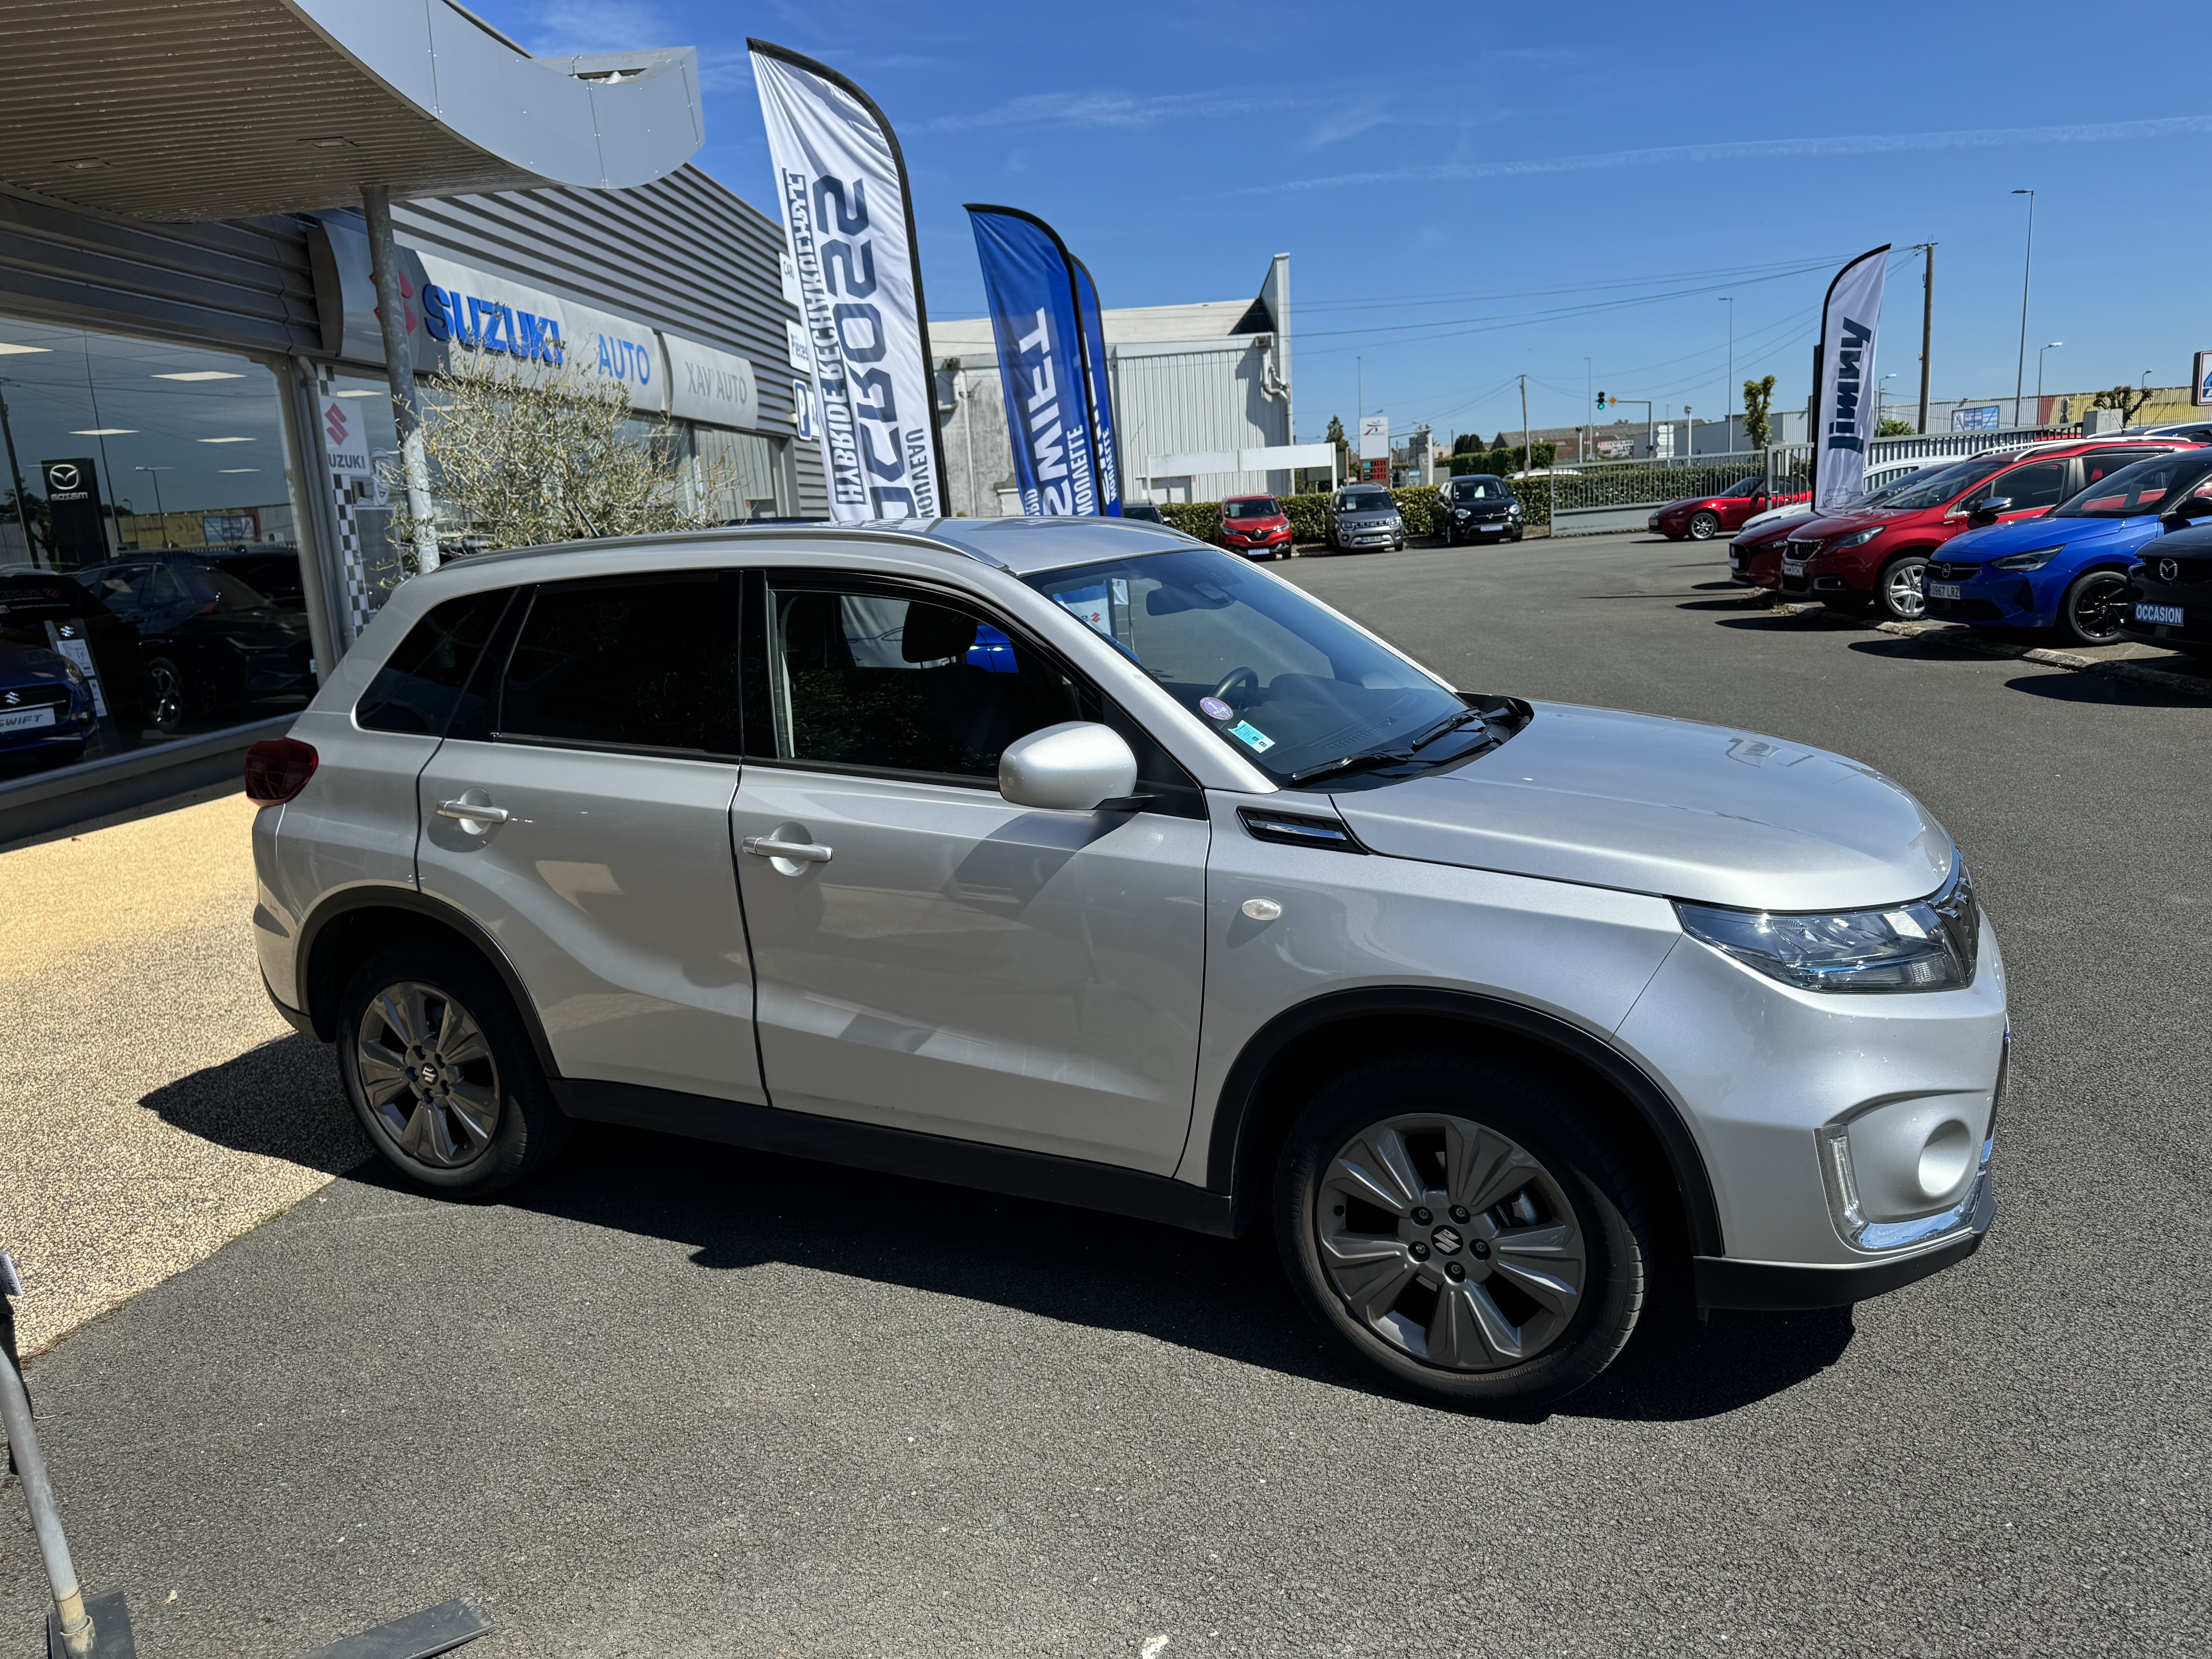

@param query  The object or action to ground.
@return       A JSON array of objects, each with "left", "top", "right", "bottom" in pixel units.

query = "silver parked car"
[
  {"left": 249, "top": 519, "right": 2004, "bottom": 1408},
  {"left": 1325, "top": 485, "right": 1405, "bottom": 552}
]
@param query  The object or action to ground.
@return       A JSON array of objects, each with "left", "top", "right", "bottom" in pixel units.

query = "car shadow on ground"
[
  {"left": 346, "top": 1117, "right": 1857, "bottom": 1425},
  {"left": 140, "top": 1032, "right": 371, "bottom": 1174}
]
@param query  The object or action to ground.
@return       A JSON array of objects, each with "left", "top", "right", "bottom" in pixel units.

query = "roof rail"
[{"left": 416, "top": 519, "right": 1015, "bottom": 577}]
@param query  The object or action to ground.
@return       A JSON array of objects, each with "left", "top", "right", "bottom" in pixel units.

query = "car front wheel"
[
  {"left": 338, "top": 943, "right": 568, "bottom": 1197},
  {"left": 1276, "top": 1051, "right": 1649, "bottom": 1410},
  {"left": 1687, "top": 510, "right": 1721, "bottom": 541},
  {"left": 1878, "top": 555, "right": 1930, "bottom": 621},
  {"left": 2059, "top": 569, "right": 2129, "bottom": 646}
]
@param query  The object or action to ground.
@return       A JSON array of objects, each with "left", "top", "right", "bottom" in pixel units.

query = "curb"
[{"left": 1760, "top": 596, "right": 2212, "bottom": 699}]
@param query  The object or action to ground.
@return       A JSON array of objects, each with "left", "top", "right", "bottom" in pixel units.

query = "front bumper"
[
  {"left": 1336, "top": 522, "right": 1399, "bottom": 546},
  {"left": 1922, "top": 563, "right": 2044, "bottom": 627},
  {"left": 2118, "top": 580, "right": 2212, "bottom": 649},
  {"left": 1695, "top": 1206, "right": 1989, "bottom": 1310}
]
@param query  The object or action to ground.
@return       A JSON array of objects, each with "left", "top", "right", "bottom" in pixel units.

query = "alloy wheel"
[
  {"left": 148, "top": 660, "right": 186, "bottom": 732},
  {"left": 1688, "top": 511, "right": 1720, "bottom": 540},
  {"left": 1882, "top": 557, "right": 1929, "bottom": 621},
  {"left": 354, "top": 980, "right": 503, "bottom": 1168},
  {"left": 1314, "top": 1112, "right": 1586, "bottom": 1371},
  {"left": 2066, "top": 572, "right": 2129, "bottom": 645}
]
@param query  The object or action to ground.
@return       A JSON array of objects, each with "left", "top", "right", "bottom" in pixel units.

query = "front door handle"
[
  {"left": 436, "top": 798, "right": 511, "bottom": 824},
  {"left": 743, "top": 835, "right": 832, "bottom": 864}
]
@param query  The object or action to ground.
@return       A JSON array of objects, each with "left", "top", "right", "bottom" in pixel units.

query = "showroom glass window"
[{"left": 0, "top": 310, "right": 311, "bottom": 781}]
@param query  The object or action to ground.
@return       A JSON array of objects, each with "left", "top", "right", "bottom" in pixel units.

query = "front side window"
[
  {"left": 356, "top": 589, "right": 512, "bottom": 736},
  {"left": 1725, "top": 477, "right": 1763, "bottom": 498},
  {"left": 498, "top": 574, "right": 738, "bottom": 755},
  {"left": 1884, "top": 456, "right": 2006, "bottom": 510},
  {"left": 2056, "top": 452, "right": 2212, "bottom": 519},
  {"left": 1026, "top": 547, "right": 1479, "bottom": 787},
  {"left": 765, "top": 584, "right": 1080, "bottom": 779}
]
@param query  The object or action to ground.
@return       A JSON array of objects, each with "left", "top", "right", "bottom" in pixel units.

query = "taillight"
[{"left": 244, "top": 737, "right": 317, "bottom": 804}]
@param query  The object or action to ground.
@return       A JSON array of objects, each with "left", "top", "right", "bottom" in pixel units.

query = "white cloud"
[{"left": 912, "top": 88, "right": 1295, "bottom": 136}]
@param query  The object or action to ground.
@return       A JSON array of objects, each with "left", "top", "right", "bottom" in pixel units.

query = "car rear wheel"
[
  {"left": 2059, "top": 569, "right": 2129, "bottom": 646},
  {"left": 338, "top": 943, "right": 568, "bottom": 1197},
  {"left": 1275, "top": 1051, "right": 1649, "bottom": 1410},
  {"left": 1878, "top": 555, "right": 1929, "bottom": 622},
  {"left": 1687, "top": 510, "right": 1721, "bottom": 541},
  {"left": 146, "top": 656, "right": 198, "bottom": 732}
]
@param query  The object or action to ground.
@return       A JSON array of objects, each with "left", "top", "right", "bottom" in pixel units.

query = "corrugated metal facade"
[{"left": 1111, "top": 340, "right": 1290, "bottom": 503}]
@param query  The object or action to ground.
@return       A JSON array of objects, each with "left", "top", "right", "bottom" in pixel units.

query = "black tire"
[
  {"left": 1275, "top": 1050, "right": 1649, "bottom": 1410},
  {"left": 1510, "top": 526, "right": 1525, "bottom": 543},
  {"left": 2058, "top": 568, "right": 2129, "bottom": 646},
  {"left": 337, "top": 943, "right": 568, "bottom": 1198},
  {"left": 1687, "top": 510, "right": 1721, "bottom": 541}
]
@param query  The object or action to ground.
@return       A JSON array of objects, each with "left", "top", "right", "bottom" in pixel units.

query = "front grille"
[
  {"left": 1780, "top": 573, "right": 1810, "bottom": 593},
  {"left": 1925, "top": 561, "right": 1980, "bottom": 582},
  {"left": 1784, "top": 538, "right": 1823, "bottom": 559},
  {"left": 0, "top": 684, "right": 70, "bottom": 714},
  {"left": 2140, "top": 556, "right": 2212, "bottom": 587}
]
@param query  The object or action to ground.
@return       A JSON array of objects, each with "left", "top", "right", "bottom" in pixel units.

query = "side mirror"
[
  {"left": 998, "top": 722, "right": 1138, "bottom": 811},
  {"left": 2157, "top": 493, "right": 2212, "bottom": 533},
  {"left": 1966, "top": 496, "right": 2012, "bottom": 527}
]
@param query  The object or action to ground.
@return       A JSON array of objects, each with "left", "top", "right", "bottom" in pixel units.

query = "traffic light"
[{"left": 1596, "top": 392, "right": 1608, "bottom": 409}]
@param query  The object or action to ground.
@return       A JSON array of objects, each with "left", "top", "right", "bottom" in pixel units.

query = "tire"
[
  {"left": 2058, "top": 568, "right": 2129, "bottom": 646},
  {"left": 1877, "top": 554, "right": 1930, "bottom": 622},
  {"left": 338, "top": 943, "right": 568, "bottom": 1198},
  {"left": 1441, "top": 521, "right": 1455, "bottom": 546},
  {"left": 1687, "top": 510, "right": 1721, "bottom": 541},
  {"left": 146, "top": 656, "right": 195, "bottom": 732},
  {"left": 1275, "top": 1050, "right": 1650, "bottom": 1410},
  {"left": 1510, "top": 526, "right": 1525, "bottom": 543}
]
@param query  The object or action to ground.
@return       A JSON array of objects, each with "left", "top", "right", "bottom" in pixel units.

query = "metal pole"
[
  {"left": 0, "top": 1346, "right": 96, "bottom": 1656},
  {"left": 2011, "top": 190, "right": 2035, "bottom": 429},
  {"left": 1583, "top": 357, "right": 1592, "bottom": 462},
  {"left": 1719, "top": 297, "right": 1734, "bottom": 441},
  {"left": 362, "top": 184, "right": 441, "bottom": 575},
  {"left": 2037, "top": 343, "right": 2062, "bottom": 409},
  {"left": 0, "top": 381, "right": 41, "bottom": 566},
  {"left": 1917, "top": 243, "right": 1935, "bottom": 436},
  {"left": 1518, "top": 374, "right": 1529, "bottom": 472}
]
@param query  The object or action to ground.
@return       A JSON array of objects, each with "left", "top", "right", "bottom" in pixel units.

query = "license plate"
[
  {"left": 1929, "top": 582, "right": 1962, "bottom": 600},
  {"left": 1781, "top": 560, "right": 1805, "bottom": 577},
  {"left": 2136, "top": 602, "right": 2184, "bottom": 626},
  {"left": 0, "top": 704, "right": 57, "bottom": 733},
  {"left": 1476, "top": 522, "right": 1504, "bottom": 532}
]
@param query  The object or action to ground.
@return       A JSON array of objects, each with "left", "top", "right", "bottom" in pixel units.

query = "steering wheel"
[{"left": 1213, "top": 665, "right": 1261, "bottom": 706}]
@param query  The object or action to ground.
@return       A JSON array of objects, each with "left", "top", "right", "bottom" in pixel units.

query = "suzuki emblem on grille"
[{"left": 2160, "top": 557, "right": 2179, "bottom": 583}]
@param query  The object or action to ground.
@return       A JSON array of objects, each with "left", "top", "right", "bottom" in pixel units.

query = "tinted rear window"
[
  {"left": 356, "top": 590, "right": 513, "bottom": 736},
  {"left": 498, "top": 573, "right": 738, "bottom": 754}
]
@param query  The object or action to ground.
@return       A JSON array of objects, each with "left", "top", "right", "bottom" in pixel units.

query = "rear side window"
[
  {"left": 1991, "top": 460, "right": 2069, "bottom": 511},
  {"left": 356, "top": 589, "right": 513, "bottom": 735},
  {"left": 498, "top": 573, "right": 739, "bottom": 755}
]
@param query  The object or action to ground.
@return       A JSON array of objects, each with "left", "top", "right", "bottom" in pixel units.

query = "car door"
[
  {"left": 728, "top": 572, "right": 1208, "bottom": 1174},
  {"left": 415, "top": 568, "right": 766, "bottom": 1105}
]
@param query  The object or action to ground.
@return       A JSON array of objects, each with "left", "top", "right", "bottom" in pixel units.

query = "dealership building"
[
  {"left": 930, "top": 254, "right": 1332, "bottom": 514},
  {"left": 0, "top": 0, "right": 811, "bottom": 837}
]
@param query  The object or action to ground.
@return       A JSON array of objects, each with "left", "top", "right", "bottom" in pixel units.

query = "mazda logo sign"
[
  {"left": 2160, "top": 557, "right": 2180, "bottom": 583},
  {"left": 47, "top": 464, "right": 79, "bottom": 490}
]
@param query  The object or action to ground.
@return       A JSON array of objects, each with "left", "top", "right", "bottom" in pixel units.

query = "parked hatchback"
[
  {"left": 1923, "top": 450, "right": 2212, "bottom": 644},
  {"left": 1438, "top": 475, "right": 1523, "bottom": 544},
  {"left": 1326, "top": 485, "right": 1405, "bottom": 552},
  {"left": 252, "top": 519, "right": 2005, "bottom": 1410},
  {"left": 1776, "top": 438, "right": 2194, "bottom": 620},
  {"left": 1219, "top": 495, "right": 1293, "bottom": 560}
]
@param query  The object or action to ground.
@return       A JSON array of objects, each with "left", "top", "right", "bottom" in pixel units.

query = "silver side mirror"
[{"left": 998, "top": 721, "right": 1138, "bottom": 811}]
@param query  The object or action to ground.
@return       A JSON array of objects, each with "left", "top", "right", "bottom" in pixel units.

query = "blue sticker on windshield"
[{"left": 1227, "top": 721, "right": 1275, "bottom": 754}]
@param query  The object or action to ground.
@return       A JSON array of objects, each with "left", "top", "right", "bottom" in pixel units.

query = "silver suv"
[{"left": 248, "top": 519, "right": 2004, "bottom": 1408}]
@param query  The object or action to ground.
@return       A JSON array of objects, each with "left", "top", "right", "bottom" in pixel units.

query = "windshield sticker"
[
  {"left": 1199, "top": 696, "right": 1234, "bottom": 721},
  {"left": 1226, "top": 721, "right": 1275, "bottom": 754}
]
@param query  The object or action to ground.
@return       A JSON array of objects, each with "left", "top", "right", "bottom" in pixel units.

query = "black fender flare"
[
  {"left": 294, "top": 885, "right": 562, "bottom": 1079},
  {"left": 1200, "top": 986, "right": 1724, "bottom": 1256}
]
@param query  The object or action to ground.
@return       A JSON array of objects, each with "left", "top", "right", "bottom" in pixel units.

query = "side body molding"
[{"left": 1200, "top": 986, "right": 1725, "bottom": 1257}]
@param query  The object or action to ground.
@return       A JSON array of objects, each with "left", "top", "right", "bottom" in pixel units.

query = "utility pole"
[
  {"left": 1518, "top": 374, "right": 1530, "bottom": 471},
  {"left": 1917, "top": 242, "right": 1936, "bottom": 435},
  {"left": 0, "top": 379, "right": 41, "bottom": 566},
  {"left": 1718, "top": 297, "right": 1735, "bottom": 445},
  {"left": 1583, "top": 356, "right": 1592, "bottom": 462},
  {"left": 2011, "top": 190, "right": 2036, "bottom": 429}
]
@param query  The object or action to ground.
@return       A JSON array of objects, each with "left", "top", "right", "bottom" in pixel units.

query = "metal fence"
[{"left": 1759, "top": 426, "right": 2069, "bottom": 493}]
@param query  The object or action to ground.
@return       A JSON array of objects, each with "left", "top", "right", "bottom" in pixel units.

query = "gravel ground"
[
  {"left": 0, "top": 789, "right": 367, "bottom": 1356},
  {"left": 3, "top": 533, "right": 2207, "bottom": 1658}
]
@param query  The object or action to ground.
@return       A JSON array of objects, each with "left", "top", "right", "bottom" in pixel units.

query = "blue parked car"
[
  {"left": 0, "top": 637, "right": 96, "bottom": 773},
  {"left": 1922, "top": 448, "right": 2212, "bottom": 644}
]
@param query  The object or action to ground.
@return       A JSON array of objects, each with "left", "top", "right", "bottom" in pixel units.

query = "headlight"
[
  {"left": 58, "top": 659, "right": 86, "bottom": 687},
  {"left": 1675, "top": 860, "right": 1978, "bottom": 993},
  {"left": 1990, "top": 546, "right": 2062, "bottom": 572},
  {"left": 1830, "top": 527, "right": 1883, "bottom": 551},
  {"left": 1455, "top": 508, "right": 1471, "bottom": 519}
]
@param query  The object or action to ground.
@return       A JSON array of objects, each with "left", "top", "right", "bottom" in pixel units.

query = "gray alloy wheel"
[
  {"left": 147, "top": 657, "right": 188, "bottom": 732},
  {"left": 1314, "top": 1111, "right": 1587, "bottom": 1372},
  {"left": 1880, "top": 555, "right": 1929, "bottom": 622},
  {"left": 2060, "top": 569, "right": 2130, "bottom": 646},
  {"left": 353, "top": 980, "right": 504, "bottom": 1169},
  {"left": 1688, "top": 510, "right": 1721, "bottom": 541}
]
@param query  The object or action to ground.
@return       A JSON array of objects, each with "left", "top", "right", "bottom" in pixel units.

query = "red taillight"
[{"left": 244, "top": 737, "right": 317, "bottom": 804}]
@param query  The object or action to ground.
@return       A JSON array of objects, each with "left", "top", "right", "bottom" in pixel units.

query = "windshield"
[
  {"left": 2054, "top": 451, "right": 2212, "bottom": 519},
  {"left": 1451, "top": 478, "right": 1508, "bottom": 500},
  {"left": 1724, "top": 477, "right": 1762, "bottom": 498},
  {"left": 1880, "top": 455, "right": 2006, "bottom": 510},
  {"left": 1337, "top": 489, "right": 1394, "bottom": 514},
  {"left": 1025, "top": 547, "right": 1476, "bottom": 786},
  {"left": 1224, "top": 498, "right": 1279, "bottom": 519},
  {"left": 193, "top": 564, "right": 277, "bottom": 613}
]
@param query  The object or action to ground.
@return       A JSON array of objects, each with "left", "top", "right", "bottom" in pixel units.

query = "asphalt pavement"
[{"left": 5, "top": 532, "right": 2208, "bottom": 1658}]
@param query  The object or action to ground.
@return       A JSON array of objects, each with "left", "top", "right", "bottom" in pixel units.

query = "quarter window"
[
  {"left": 498, "top": 574, "right": 739, "bottom": 754},
  {"left": 356, "top": 589, "right": 514, "bottom": 736},
  {"left": 765, "top": 584, "right": 1080, "bottom": 779}
]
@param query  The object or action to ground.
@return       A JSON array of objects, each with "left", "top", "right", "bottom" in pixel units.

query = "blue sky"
[{"left": 475, "top": 0, "right": 2211, "bottom": 447}]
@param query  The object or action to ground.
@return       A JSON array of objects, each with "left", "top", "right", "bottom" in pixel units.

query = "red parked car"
[
  {"left": 1768, "top": 436, "right": 2199, "bottom": 620},
  {"left": 1648, "top": 476, "right": 1807, "bottom": 541},
  {"left": 1219, "top": 495, "right": 1293, "bottom": 560}
]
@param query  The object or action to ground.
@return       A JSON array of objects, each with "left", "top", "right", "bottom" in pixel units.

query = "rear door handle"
[
  {"left": 436, "top": 799, "right": 510, "bottom": 824},
  {"left": 743, "top": 835, "right": 832, "bottom": 864}
]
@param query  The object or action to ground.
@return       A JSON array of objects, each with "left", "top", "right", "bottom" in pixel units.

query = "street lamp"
[
  {"left": 1718, "top": 297, "right": 1735, "bottom": 442},
  {"left": 1881, "top": 372, "right": 1898, "bottom": 426},
  {"left": 134, "top": 465, "right": 174, "bottom": 546},
  {"left": 2036, "top": 342, "right": 2062, "bottom": 407},
  {"left": 2011, "top": 189, "right": 2036, "bottom": 427}
]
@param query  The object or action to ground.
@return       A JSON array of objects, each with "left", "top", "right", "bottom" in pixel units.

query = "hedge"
[
  {"left": 1152, "top": 482, "right": 1550, "bottom": 541},
  {"left": 1448, "top": 443, "right": 1554, "bottom": 477}
]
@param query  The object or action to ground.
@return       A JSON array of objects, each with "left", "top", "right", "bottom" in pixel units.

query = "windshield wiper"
[
  {"left": 1407, "top": 709, "right": 1490, "bottom": 752},
  {"left": 1289, "top": 749, "right": 1416, "bottom": 785}
]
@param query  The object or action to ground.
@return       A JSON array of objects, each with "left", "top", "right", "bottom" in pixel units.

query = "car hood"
[
  {"left": 1330, "top": 701, "right": 1953, "bottom": 911},
  {"left": 1741, "top": 503, "right": 1814, "bottom": 532},
  {"left": 1223, "top": 518, "right": 1288, "bottom": 530},
  {"left": 1943, "top": 514, "right": 2146, "bottom": 561}
]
